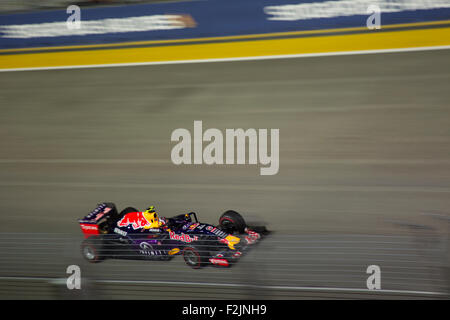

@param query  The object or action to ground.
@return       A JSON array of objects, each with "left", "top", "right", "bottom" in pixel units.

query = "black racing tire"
[
  {"left": 219, "top": 210, "right": 247, "bottom": 234},
  {"left": 81, "top": 236, "right": 104, "bottom": 263},
  {"left": 182, "top": 245, "right": 209, "bottom": 269}
]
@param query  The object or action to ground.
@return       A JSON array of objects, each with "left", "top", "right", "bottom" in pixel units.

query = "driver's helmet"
[{"left": 143, "top": 206, "right": 165, "bottom": 229}]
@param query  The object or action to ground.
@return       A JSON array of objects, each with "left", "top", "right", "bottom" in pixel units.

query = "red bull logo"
[
  {"left": 169, "top": 231, "right": 198, "bottom": 243},
  {"left": 117, "top": 211, "right": 151, "bottom": 230}
]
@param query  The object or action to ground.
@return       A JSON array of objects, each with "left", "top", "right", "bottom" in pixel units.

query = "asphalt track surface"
[{"left": 0, "top": 49, "right": 449, "bottom": 298}]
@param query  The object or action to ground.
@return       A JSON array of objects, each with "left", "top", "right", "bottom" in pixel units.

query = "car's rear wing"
[{"left": 78, "top": 202, "right": 118, "bottom": 238}]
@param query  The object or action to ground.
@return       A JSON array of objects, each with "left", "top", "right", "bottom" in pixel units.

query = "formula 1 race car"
[{"left": 78, "top": 203, "right": 269, "bottom": 268}]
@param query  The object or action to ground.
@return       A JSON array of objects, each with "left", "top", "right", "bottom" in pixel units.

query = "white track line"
[
  {"left": 0, "top": 276, "right": 446, "bottom": 296},
  {"left": 1, "top": 45, "right": 449, "bottom": 72},
  {"left": 1, "top": 158, "right": 450, "bottom": 165}
]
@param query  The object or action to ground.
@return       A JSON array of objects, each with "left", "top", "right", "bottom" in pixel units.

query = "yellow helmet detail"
[{"left": 143, "top": 206, "right": 161, "bottom": 229}]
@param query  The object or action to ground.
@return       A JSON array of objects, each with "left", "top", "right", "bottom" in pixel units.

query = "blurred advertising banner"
[{"left": 1, "top": 0, "right": 450, "bottom": 49}]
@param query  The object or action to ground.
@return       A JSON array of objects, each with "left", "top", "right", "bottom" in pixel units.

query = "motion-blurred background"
[
  {"left": 0, "top": 0, "right": 163, "bottom": 13},
  {"left": 0, "top": 0, "right": 449, "bottom": 299}
]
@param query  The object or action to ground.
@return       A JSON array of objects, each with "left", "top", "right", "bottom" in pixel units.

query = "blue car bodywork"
[{"left": 79, "top": 203, "right": 268, "bottom": 268}]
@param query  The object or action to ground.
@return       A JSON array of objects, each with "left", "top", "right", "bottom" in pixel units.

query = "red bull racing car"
[{"left": 78, "top": 203, "right": 269, "bottom": 268}]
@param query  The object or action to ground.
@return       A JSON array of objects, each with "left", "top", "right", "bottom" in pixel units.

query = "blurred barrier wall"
[
  {"left": 1, "top": 0, "right": 450, "bottom": 70},
  {"left": 0, "top": 1, "right": 449, "bottom": 68},
  {"left": 1, "top": 0, "right": 450, "bottom": 50}
]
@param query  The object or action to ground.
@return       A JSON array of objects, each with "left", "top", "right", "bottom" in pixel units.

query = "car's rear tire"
[
  {"left": 182, "top": 245, "right": 209, "bottom": 269},
  {"left": 81, "top": 236, "right": 104, "bottom": 263},
  {"left": 219, "top": 210, "right": 247, "bottom": 234}
]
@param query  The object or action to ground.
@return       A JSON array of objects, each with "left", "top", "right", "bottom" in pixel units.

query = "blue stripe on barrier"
[{"left": 0, "top": 0, "right": 449, "bottom": 50}]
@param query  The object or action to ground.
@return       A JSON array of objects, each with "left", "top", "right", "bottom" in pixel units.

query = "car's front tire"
[{"left": 219, "top": 210, "right": 247, "bottom": 234}]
